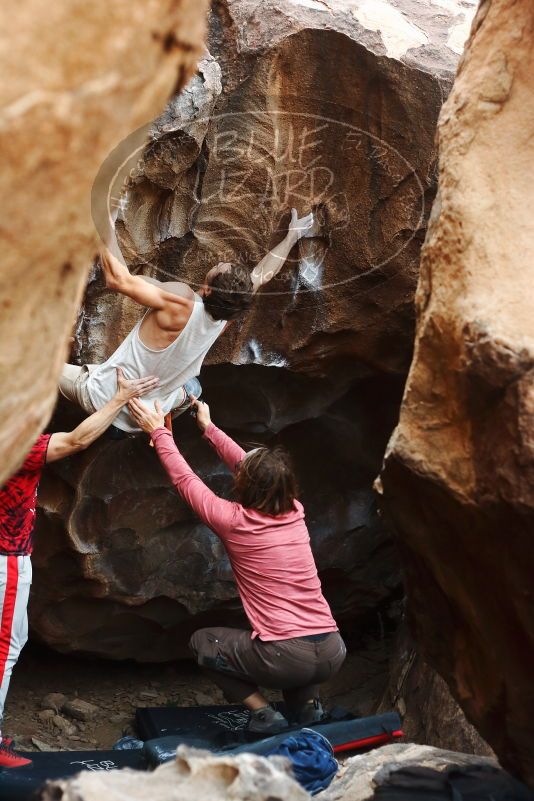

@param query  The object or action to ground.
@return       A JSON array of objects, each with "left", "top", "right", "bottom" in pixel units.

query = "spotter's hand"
[
  {"left": 189, "top": 396, "right": 211, "bottom": 433},
  {"left": 115, "top": 368, "right": 159, "bottom": 403},
  {"left": 128, "top": 398, "right": 165, "bottom": 434}
]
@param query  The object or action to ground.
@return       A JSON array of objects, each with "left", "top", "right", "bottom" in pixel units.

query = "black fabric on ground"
[
  {"left": 141, "top": 710, "right": 402, "bottom": 766},
  {"left": 135, "top": 702, "right": 382, "bottom": 742},
  {"left": 0, "top": 749, "right": 146, "bottom": 801},
  {"left": 135, "top": 703, "right": 255, "bottom": 741},
  {"left": 373, "top": 764, "right": 534, "bottom": 801}
]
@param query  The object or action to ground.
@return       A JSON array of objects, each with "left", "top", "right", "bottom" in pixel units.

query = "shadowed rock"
[
  {"left": 381, "top": 0, "right": 534, "bottom": 787},
  {"left": 33, "top": 369, "right": 403, "bottom": 660}
]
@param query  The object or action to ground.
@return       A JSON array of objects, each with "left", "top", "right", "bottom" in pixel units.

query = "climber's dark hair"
[
  {"left": 235, "top": 446, "right": 298, "bottom": 516},
  {"left": 203, "top": 264, "right": 254, "bottom": 321}
]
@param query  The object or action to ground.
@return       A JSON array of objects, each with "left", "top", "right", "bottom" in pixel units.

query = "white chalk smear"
[
  {"left": 239, "top": 339, "right": 288, "bottom": 368},
  {"left": 299, "top": 255, "right": 323, "bottom": 291}
]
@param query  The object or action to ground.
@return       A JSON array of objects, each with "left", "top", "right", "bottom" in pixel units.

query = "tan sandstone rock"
[
  {"left": 0, "top": 0, "right": 209, "bottom": 485},
  {"left": 380, "top": 0, "right": 534, "bottom": 787},
  {"left": 38, "top": 745, "right": 309, "bottom": 801}
]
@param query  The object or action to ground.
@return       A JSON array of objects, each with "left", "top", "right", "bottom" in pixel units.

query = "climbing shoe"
[
  {"left": 292, "top": 698, "right": 328, "bottom": 726},
  {"left": 247, "top": 706, "right": 288, "bottom": 735},
  {"left": 0, "top": 741, "right": 32, "bottom": 768},
  {"left": 172, "top": 378, "right": 203, "bottom": 420}
]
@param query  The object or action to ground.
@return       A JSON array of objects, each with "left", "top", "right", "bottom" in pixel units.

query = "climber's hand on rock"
[
  {"left": 189, "top": 396, "right": 211, "bottom": 432},
  {"left": 115, "top": 367, "right": 159, "bottom": 403},
  {"left": 128, "top": 398, "right": 165, "bottom": 433},
  {"left": 288, "top": 208, "right": 314, "bottom": 241}
]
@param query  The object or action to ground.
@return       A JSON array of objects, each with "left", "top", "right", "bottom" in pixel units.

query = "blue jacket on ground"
[{"left": 266, "top": 728, "right": 338, "bottom": 795}]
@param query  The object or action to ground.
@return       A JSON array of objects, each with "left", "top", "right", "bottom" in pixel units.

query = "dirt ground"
[{"left": 5, "top": 629, "right": 393, "bottom": 753}]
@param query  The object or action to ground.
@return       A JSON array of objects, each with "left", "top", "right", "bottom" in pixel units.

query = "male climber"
[
  {"left": 59, "top": 209, "right": 314, "bottom": 433},
  {"left": 0, "top": 368, "right": 158, "bottom": 767}
]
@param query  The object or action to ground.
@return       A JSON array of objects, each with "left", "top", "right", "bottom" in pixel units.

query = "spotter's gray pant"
[{"left": 190, "top": 626, "right": 346, "bottom": 715}]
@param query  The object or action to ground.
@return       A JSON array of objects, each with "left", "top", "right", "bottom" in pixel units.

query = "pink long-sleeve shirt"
[{"left": 151, "top": 423, "right": 338, "bottom": 641}]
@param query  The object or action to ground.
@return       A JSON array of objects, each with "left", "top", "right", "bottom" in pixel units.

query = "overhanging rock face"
[
  {"left": 0, "top": 0, "right": 210, "bottom": 486},
  {"left": 109, "top": 0, "right": 478, "bottom": 382},
  {"left": 34, "top": 369, "right": 403, "bottom": 661},
  {"left": 381, "top": 0, "right": 534, "bottom": 787},
  {"left": 32, "top": 0, "right": 476, "bottom": 661}
]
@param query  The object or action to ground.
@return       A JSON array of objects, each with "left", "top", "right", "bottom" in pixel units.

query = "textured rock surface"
[
  {"left": 109, "top": 0, "right": 478, "bottom": 382},
  {"left": 378, "top": 624, "right": 494, "bottom": 757},
  {"left": 39, "top": 745, "right": 308, "bottom": 801},
  {"left": 34, "top": 370, "right": 402, "bottom": 660},
  {"left": 31, "top": 0, "right": 478, "bottom": 661},
  {"left": 380, "top": 0, "right": 534, "bottom": 787},
  {"left": 0, "top": 0, "right": 209, "bottom": 485},
  {"left": 321, "top": 743, "right": 531, "bottom": 800}
]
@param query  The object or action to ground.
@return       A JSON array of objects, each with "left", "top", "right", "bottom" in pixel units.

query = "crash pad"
[
  {"left": 140, "top": 708, "right": 403, "bottom": 766},
  {"left": 0, "top": 748, "right": 146, "bottom": 801}
]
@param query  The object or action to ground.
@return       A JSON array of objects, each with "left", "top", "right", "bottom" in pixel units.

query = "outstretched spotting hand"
[
  {"left": 115, "top": 367, "right": 159, "bottom": 403},
  {"left": 288, "top": 208, "right": 314, "bottom": 241},
  {"left": 128, "top": 398, "right": 165, "bottom": 434},
  {"left": 189, "top": 396, "right": 211, "bottom": 433}
]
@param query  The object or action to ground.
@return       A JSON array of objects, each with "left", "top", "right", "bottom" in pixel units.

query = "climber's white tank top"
[{"left": 86, "top": 294, "right": 225, "bottom": 432}]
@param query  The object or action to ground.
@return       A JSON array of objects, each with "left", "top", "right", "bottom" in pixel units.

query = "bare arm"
[
  {"left": 100, "top": 247, "right": 191, "bottom": 312},
  {"left": 46, "top": 369, "right": 159, "bottom": 463},
  {"left": 251, "top": 208, "right": 314, "bottom": 292}
]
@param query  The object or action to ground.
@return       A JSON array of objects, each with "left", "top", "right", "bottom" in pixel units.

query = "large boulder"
[
  {"left": 34, "top": 368, "right": 402, "bottom": 660},
  {"left": 32, "top": 0, "right": 477, "bottom": 660},
  {"left": 380, "top": 0, "right": 534, "bottom": 787},
  {"left": 0, "top": 0, "right": 209, "bottom": 485},
  {"left": 107, "top": 0, "right": 479, "bottom": 382}
]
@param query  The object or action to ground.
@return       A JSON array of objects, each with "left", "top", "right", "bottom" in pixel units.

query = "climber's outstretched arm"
[
  {"left": 100, "top": 247, "right": 190, "bottom": 312},
  {"left": 250, "top": 208, "right": 314, "bottom": 292}
]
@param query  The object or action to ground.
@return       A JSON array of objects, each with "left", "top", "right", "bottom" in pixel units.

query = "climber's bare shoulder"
[
  {"left": 141, "top": 276, "right": 194, "bottom": 302},
  {"left": 139, "top": 278, "right": 195, "bottom": 344}
]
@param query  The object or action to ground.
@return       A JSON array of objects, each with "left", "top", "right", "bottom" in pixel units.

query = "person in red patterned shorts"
[{"left": 0, "top": 368, "right": 158, "bottom": 768}]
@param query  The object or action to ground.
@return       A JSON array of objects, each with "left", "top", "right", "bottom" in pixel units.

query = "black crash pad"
[
  {"left": 372, "top": 764, "right": 534, "bottom": 801},
  {"left": 0, "top": 748, "right": 146, "bottom": 801},
  {"left": 141, "top": 708, "right": 403, "bottom": 766},
  {"left": 136, "top": 702, "right": 251, "bottom": 741}
]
